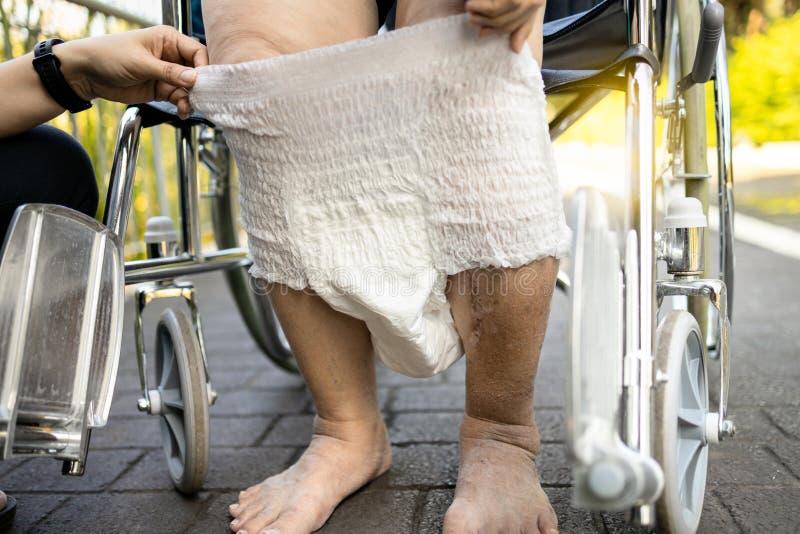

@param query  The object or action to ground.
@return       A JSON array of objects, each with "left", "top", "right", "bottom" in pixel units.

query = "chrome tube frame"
[
  {"left": 625, "top": 0, "right": 658, "bottom": 527},
  {"left": 134, "top": 281, "right": 216, "bottom": 414},
  {"left": 125, "top": 249, "right": 250, "bottom": 284},
  {"left": 657, "top": 278, "right": 734, "bottom": 439},
  {"left": 177, "top": 126, "right": 203, "bottom": 261},
  {"left": 103, "top": 107, "right": 143, "bottom": 240}
]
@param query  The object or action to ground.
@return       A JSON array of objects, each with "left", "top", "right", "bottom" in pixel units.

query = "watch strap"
[{"left": 32, "top": 38, "right": 92, "bottom": 114}]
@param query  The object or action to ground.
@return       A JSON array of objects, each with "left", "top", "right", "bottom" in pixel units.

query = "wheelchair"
[{"left": 0, "top": 0, "right": 734, "bottom": 532}]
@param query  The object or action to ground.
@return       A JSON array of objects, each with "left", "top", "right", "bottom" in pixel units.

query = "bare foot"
[
  {"left": 229, "top": 413, "right": 391, "bottom": 534},
  {"left": 443, "top": 414, "right": 559, "bottom": 534}
]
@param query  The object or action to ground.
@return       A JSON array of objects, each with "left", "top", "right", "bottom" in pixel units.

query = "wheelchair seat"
[{"left": 542, "top": 0, "right": 668, "bottom": 93}]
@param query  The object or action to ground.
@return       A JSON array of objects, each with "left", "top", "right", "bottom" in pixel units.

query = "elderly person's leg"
[
  {"left": 396, "top": 1, "right": 558, "bottom": 531},
  {"left": 201, "top": 3, "right": 390, "bottom": 534},
  {"left": 445, "top": 260, "right": 560, "bottom": 533}
]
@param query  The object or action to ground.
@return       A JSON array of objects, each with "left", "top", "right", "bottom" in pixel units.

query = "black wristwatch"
[{"left": 32, "top": 38, "right": 93, "bottom": 114}]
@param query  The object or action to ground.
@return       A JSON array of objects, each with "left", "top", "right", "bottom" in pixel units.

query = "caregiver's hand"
[
  {"left": 57, "top": 25, "right": 208, "bottom": 118},
  {"left": 465, "top": 0, "right": 545, "bottom": 53}
]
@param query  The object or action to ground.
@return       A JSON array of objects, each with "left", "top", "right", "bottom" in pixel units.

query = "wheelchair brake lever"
[{"left": 676, "top": 1, "right": 725, "bottom": 94}]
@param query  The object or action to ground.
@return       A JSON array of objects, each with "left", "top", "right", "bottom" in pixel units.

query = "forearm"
[
  {"left": 0, "top": 53, "right": 66, "bottom": 138},
  {"left": 0, "top": 41, "right": 90, "bottom": 138}
]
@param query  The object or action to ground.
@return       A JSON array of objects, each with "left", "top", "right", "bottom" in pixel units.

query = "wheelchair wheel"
[
  {"left": 654, "top": 310, "right": 709, "bottom": 534},
  {"left": 154, "top": 308, "right": 210, "bottom": 494}
]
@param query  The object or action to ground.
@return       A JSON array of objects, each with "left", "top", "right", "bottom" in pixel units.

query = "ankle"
[
  {"left": 312, "top": 412, "right": 387, "bottom": 440},
  {"left": 460, "top": 413, "right": 541, "bottom": 455}
]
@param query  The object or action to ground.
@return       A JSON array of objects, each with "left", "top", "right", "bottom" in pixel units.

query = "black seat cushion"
[{"left": 543, "top": 0, "right": 668, "bottom": 71}]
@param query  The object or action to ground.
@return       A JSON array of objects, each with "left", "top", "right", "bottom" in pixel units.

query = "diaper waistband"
[{"left": 190, "top": 13, "right": 542, "bottom": 112}]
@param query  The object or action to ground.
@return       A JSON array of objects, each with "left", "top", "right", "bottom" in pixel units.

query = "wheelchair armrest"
[{"left": 131, "top": 101, "right": 215, "bottom": 129}]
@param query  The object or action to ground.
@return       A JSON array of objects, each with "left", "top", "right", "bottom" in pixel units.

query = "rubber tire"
[
  {"left": 155, "top": 308, "right": 210, "bottom": 495},
  {"left": 655, "top": 310, "right": 709, "bottom": 534}
]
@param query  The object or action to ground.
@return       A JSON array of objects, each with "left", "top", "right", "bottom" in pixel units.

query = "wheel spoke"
[
  {"left": 678, "top": 437, "right": 705, "bottom": 509},
  {"left": 688, "top": 357, "right": 703, "bottom": 409},
  {"left": 158, "top": 335, "right": 173, "bottom": 388},
  {"left": 678, "top": 407, "right": 705, "bottom": 429},
  {"left": 160, "top": 387, "right": 185, "bottom": 413},
  {"left": 164, "top": 412, "right": 186, "bottom": 462}
]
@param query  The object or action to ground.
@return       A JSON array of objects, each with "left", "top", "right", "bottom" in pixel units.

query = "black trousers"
[{"left": 0, "top": 125, "right": 99, "bottom": 238}]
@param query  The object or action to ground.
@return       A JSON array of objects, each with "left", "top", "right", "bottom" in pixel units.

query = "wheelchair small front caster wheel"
[
  {"left": 655, "top": 311, "right": 709, "bottom": 534},
  {"left": 154, "top": 308, "right": 210, "bottom": 494}
]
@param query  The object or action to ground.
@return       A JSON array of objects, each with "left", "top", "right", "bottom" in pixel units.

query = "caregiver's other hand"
[
  {"left": 465, "top": 0, "right": 545, "bottom": 53},
  {"left": 56, "top": 25, "right": 208, "bottom": 119}
]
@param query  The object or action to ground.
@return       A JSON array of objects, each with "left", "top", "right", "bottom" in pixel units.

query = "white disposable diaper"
[{"left": 189, "top": 13, "right": 571, "bottom": 377}]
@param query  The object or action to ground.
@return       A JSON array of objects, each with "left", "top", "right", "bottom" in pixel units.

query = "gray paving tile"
[
  {"left": 371, "top": 444, "right": 459, "bottom": 488},
  {"left": 389, "top": 412, "right": 462, "bottom": 444},
  {"left": 111, "top": 446, "right": 296, "bottom": 492},
  {"left": 260, "top": 414, "right": 315, "bottom": 447},
  {"left": 536, "top": 443, "right": 573, "bottom": 486},
  {"left": 33, "top": 491, "right": 208, "bottom": 533},
  {"left": 545, "top": 487, "right": 601, "bottom": 533},
  {"left": 113, "top": 370, "right": 144, "bottom": 395},
  {"left": 1, "top": 449, "right": 143, "bottom": 492},
  {"left": 392, "top": 385, "right": 464, "bottom": 412},
  {"left": 210, "top": 388, "right": 310, "bottom": 417},
  {"left": 723, "top": 407, "right": 791, "bottom": 443},
  {"left": 708, "top": 442, "right": 798, "bottom": 485},
  {"left": 764, "top": 407, "right": 800, "bottom": 439},
  {"left": 0, "top": 455, "right": 30, "bottom": 478},
  {"left": 245, "top": 366, "right": 306, "bottom": 390},
  {"left": 534, "top": 376, "right": 567, "bottom": 408},
  {"left": 304, "top": 388, "right": 391, "bottom": 414},
  {"left": 108, "top": 449, "right": 179, "bottom": 491},
  {"left": 91, "top": 417, "right": 161, "bottom": 449},
  {"left": 765, "top": 437, "right": 800, "bottom": 481},
  {"left": 713, "top": 486, "right": 800, "bottom": 534},
  {"left": 697, "top": 491, "right": 742, "bottom": 533},
  {"left": 318, "top": 489, "right": 422, "bottom": 533},
  {"left": 2, "top": 492, "right": 69, "bottom": 532},
  {"left": 537, "top": 408, "right": 566, "bottom": 443},
  {"left": 418, "top": 488, "right": 453, "bottom": 534},
  {"left": 204, "top": 447, "right": 296, "bottom": 491},
  {"left": 211, "top": 415, "right": 275, "bottom": 447},
  {"left": 185, "top": 491, "right": 238, "bottom": 534},
  {"left": 109, "top": 392, "right": 147, "bottom": 418}
]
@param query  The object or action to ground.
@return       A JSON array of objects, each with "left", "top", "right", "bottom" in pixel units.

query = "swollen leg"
[{"left": 444, "top": 258, "right": 560, "bottom": 534}]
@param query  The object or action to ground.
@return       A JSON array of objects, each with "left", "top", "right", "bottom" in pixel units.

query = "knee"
[
  {"left": 41, "top": 126, "right": 99, "bottom": 219},
  {"left": 0, "top": 125, "right": 98, "bottom": 227}
]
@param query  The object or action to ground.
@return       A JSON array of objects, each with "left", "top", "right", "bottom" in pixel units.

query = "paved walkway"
[{"left": 1, "top": 236, "right": 798, "bottom": 533}]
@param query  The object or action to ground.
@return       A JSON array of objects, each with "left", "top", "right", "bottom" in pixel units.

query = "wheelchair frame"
[{"left": 95, "top": 0, "right": 735, "bottom": 528}]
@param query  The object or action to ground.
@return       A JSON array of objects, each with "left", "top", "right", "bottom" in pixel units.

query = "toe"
[
  {"left": 231, "top": 502, "right": 269, "bottom": 532},
  {"left": 238, "top": 505, "right": 282, "bottom": 534},
  {"left": 259, "top": 504, "right": 322, "bottom": 534}
]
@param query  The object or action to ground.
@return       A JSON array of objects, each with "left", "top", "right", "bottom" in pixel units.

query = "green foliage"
[{"left": 728, "top": 12, "right": 800, "bottom": 143}]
